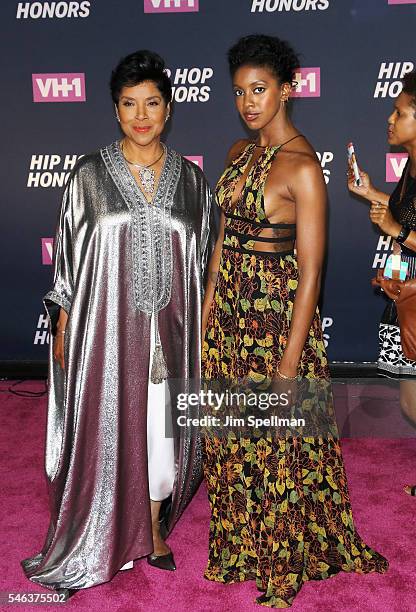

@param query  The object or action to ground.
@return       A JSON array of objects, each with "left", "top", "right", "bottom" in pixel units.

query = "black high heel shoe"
[{"left": 147, "top": 551, "right": 176, "bottom": 571}]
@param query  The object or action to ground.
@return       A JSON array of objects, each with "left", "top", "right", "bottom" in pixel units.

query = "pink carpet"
[{"left": 1, "top": 381, "right": 415, "bottom": 612}]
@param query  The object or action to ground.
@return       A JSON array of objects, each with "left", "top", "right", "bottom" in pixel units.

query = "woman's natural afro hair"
[{"left": 228, "top": 34, "right": 299, "bottom": 85}]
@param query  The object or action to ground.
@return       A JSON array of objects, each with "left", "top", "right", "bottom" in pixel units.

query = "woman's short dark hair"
[
  {"left": 402, "top": 70, "right": 416, "bottom": 113},
  {"left": 228, "top": 34, "right": 299, "bottom": 85},
  {"left": 110, "top": 50, "right": 172, "bottom": 105}
]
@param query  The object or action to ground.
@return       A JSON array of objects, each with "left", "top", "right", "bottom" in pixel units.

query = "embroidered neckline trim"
[{"left": 100, "top": 141, "right": 181, "bottom": 314}]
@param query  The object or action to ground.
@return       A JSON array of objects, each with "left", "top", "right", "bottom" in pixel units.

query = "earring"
[
  {"left": 114, "top": 104, "right": 120, "bottom": 123},
  {"left": 165, "top": 115, "right": 170, "bottom": 123}
]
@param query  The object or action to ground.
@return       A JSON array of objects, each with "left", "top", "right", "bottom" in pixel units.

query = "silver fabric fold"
[{"left": 21, "top": 142, "right": 214, "bottom": 590}]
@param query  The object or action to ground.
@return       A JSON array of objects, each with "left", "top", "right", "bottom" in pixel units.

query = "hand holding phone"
[{"left": 347, "top": 142, "right": 362, "bottom": 187}]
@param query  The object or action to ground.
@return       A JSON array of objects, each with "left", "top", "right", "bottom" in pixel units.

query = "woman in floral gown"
[{"left": 201, "top": 34, "right": 388, "bottom": 608}]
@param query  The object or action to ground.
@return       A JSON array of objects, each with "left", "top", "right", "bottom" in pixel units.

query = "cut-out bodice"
[{"left": 216, "top": 143, "right": 296, "bottom": 257}]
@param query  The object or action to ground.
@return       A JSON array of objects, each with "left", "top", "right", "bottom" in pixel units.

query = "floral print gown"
[{"left": 202, "top": 143, "right": 388, "bottom": 608}]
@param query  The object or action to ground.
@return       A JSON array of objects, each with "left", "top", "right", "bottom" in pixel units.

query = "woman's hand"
[
  {"left": 348, "top": 164, "right": 390, "bottom": 206},
  {"left": 54, "top": 332, "right": 65, "bottom": 370},
  {"left": 347, "top": 165, "right": 374, "bottom": 201},
  {"left": 369, "top": 201, "right": 401, "bottom": 238}
]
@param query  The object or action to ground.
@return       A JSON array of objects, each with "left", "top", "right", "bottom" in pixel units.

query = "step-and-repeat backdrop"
[{"left": 1, "top": 0, "right": 415, "bottom": 363}]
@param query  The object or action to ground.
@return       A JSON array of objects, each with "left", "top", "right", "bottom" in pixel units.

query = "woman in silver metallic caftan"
[{"left": 21, "top": 50, "right": 213, "bottom": 595}]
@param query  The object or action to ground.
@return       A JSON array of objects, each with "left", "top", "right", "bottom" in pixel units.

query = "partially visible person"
[
  {"left": 348, "top": 69, "right": 416, "bottom": 497},
  {"left": 21, "top": 50, "right": 212, "bottom": 598}
]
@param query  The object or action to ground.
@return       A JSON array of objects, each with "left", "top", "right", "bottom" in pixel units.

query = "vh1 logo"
[
  {"left": 32, "top": 73, "right": 86, "bottom": 102},
  {"left": 184, "top": 155, "right": 203, "bottom": 170},
  {"left": 41, "top": 238, "right": 54, "bottom": 265},
  {"left": 386, "top": 153, "right": 408, "bottom": 182},
  {"left": 144, "top": 0, "right": 199, "bottom": 12},
  {"left": 291, "top": 68, "right": 320, "bottom": 98}
]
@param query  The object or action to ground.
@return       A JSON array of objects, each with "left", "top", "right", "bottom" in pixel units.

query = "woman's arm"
[
  {"left": 54, "top": 308, "right": 68, "bottom": 370},
  {"left": 368, "top": 202, "right": 416, "bottom": 252},
  {"left": 348, "top": 167, "right": 390, "bottom": 205},
  {"left": 348, "top": 163, "right": 416, "bottom": 251},
  {"left": 44, "top": 167, "right": 78, "bottom": 371},
  {"left": 278, "top": 160, "right": 327, "bottom": 378},
  {"left": 202, "top": 211, "right": 224, "bottom": 342}
]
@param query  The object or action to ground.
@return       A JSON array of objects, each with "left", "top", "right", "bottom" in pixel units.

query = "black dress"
[{"left": 378, "top": 160, "right": 416, "bottom": 378}]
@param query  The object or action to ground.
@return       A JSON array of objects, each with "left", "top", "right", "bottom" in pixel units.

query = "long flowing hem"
[
  {"left": 204, "top": 559, "right": 387, "bottom": 608},
  {"left": 21, "top": 548, "right": 153, "bottom": 591}
]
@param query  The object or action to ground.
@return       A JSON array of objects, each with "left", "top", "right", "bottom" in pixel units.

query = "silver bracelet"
[{"left": 276, "top": 365, "right": 297, "bottom": 381}]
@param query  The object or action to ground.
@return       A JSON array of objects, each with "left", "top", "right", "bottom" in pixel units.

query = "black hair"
[
  {"left": 228, "top": 34, "right": 299, "bottom": 85},
  {"left": 402, "top": 70, "right": 416, "bottom": 113},
  {"left": 110, "top": 50, "right": 172, "bottom": 105}
]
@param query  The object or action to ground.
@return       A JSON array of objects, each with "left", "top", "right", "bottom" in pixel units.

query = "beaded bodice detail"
[{"left": 101, "top": 141, "right": 181, "bottom": 314}]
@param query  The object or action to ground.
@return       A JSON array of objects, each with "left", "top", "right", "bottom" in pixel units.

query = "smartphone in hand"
[{"left": 347, "top": 142, "right": 362, "bottom": 187}]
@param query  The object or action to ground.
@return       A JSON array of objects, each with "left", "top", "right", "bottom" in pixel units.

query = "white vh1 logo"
[
  {"left": 32, "top": 73, "right": 86, "bottom": 102},
  {"left": 291, "top": 68, "right": 320, "bottom": 98},
  {"left": 144, "top": 0, "right": 199, "bottom": 12}
]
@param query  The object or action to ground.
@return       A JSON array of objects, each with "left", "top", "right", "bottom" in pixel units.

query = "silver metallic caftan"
[{"left": 21, "top": 141, "right": 213, "bottom": 590}]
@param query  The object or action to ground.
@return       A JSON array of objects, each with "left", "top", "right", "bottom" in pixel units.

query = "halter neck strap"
[{"left": 253, "top": 134, "right": 304, "bottom": 151}]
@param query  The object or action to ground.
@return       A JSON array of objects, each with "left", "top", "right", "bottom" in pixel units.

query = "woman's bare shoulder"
[{"left": 282, "top": 136, "right": 321, "bottom": 173}]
